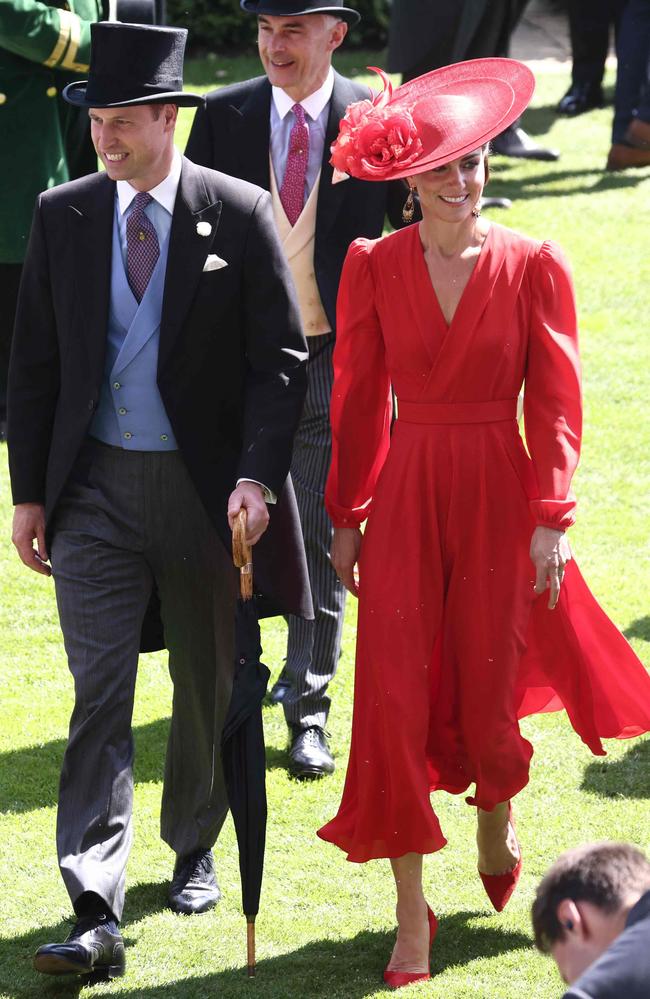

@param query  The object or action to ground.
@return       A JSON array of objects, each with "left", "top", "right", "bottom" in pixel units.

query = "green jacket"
[{"left": 0, "top": 0, "right": 103, "bottom": 262}]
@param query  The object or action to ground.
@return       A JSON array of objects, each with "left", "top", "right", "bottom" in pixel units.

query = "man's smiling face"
[
  {"left": 257, "top": 13, "right": 347, "bottom": 102},
  {"left": 89, "top": 103, "right": 177, "bottom": 192}
]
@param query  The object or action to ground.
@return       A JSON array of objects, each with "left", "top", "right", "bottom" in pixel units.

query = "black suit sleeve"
[
  {"left": 7, "top": 195, "right": 60, "bottom": 505},
  {"left": 185, "top": 100, "right": 216, "bottom": 168},
  {"left": 237, "top": 190, "right": 307, "bottom": 495}
]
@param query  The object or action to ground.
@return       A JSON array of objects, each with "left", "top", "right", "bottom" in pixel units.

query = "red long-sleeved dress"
[{"left": 317, "top": 222, "right": 650, "bottom": 863}]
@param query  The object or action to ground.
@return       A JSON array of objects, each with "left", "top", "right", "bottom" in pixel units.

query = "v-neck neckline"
[{"left": 415, "top": 221, "right": 493, "bottom": 333}]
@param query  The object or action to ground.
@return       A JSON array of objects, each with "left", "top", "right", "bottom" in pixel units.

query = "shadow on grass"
[
  {"left": 624, "top": 616, "right": 650, "bottom": 643},
  {"left": 0, "top": 716, "right": 304, "bottom": 812},
  {"left": 519, "top": 103, "right": 561, "bottom": 139},
  {"left": 0, "top": 906, "right": 532, "bottom": 998},
  {"left": 100, "top": 911, "right": 529, "bottom": 999},
  {"left": 521, "top": 90, "right": 616, "bottom": 138},
  {"left": 581, "top": 738, "right": 650, "bottom": 799},
  {"left": 484, "top": 163, "right": 649, "bottom": 202},
  {"left": 0, "top": 881, "right": 167, "bottom": 999},
  {"left": 0, "top": 719, "right": 169, "bottom": 814},
  {"left": 264, "top": 745, "right": 290, "bottom": 772}
]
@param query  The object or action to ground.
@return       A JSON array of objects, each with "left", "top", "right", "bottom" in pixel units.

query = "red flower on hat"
[{"left": 330, "top": 67, "right": 424, "bottom": 180}]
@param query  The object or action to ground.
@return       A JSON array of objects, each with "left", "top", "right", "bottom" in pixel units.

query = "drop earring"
[
  {"left": 402, "top": 187, "right": 415, "bottom": 223},
  {"left": 471, "top": 205, "right": 481, "bottom": 218}
]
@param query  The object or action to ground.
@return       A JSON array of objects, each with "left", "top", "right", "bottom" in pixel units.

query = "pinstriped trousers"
[
  {"left": 50, "top": 440, "right": 237, "bottom": 920},
  {"left": 283, "top": 333, "right": 346, "bottom": 730}
]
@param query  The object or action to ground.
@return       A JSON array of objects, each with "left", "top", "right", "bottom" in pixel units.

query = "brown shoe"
[
  {"left": 606, "top": 143, "right": 650, "bottom": 171},
  {"left": 625, "top": 118, "right": 650, "bottom": 150}
]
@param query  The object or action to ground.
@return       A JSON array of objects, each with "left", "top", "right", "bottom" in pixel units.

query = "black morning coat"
[
  {"left": 7, "top": 156, "right": 314, "bottom": 647},
  {"left": 185, "top": 70, "right": 412, "bottom": 333}
]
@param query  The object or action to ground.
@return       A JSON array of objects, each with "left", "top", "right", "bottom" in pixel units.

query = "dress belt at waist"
[{"left": 396, "top": 399, "right": 518, "bottom": 425}]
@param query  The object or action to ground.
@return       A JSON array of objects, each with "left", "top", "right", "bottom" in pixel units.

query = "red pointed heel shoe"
[
  {"left": 383, "top": 905, "right": 438, "bottom": 989},
  {"left": 478, "top": 803, "right": 522, "bottom": 912}
]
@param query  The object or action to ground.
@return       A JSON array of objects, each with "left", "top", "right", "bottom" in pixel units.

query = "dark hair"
[
  {"left": 532, "top": 842, "right": 650, "bottom": 953},
  {"left": 483, "top": 144, "right": 490, "bottom": 185}
]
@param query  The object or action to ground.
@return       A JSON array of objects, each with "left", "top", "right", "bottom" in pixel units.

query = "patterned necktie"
[
  {"left": 126, "top": 192, "right": 160, "bottom": 303},
  {"left": 280, "top": 103, "right": 309, "bottom": 226}
]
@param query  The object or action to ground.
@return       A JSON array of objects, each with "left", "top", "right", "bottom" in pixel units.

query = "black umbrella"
[{"left": 223, "top": 511, "right": 270, "bottom": 976}]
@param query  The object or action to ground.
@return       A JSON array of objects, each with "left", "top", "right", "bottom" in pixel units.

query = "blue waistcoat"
[{"left": 90, "top": 201, "right": 178, "bottom": 450}]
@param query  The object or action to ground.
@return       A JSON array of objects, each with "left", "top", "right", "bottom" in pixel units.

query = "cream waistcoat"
[{"left": 270, "top": 158, "right": 331, "bottom": 337}]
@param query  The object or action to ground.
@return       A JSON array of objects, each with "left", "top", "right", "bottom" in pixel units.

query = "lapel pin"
[{"left": 196, "top": 221, "right": 212, "bottom": 237}]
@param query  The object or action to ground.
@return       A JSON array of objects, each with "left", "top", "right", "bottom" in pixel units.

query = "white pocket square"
[
  {"left": 331, "top": 167, "right": 350, "bottom": 185},
  {"left": 203, "top": 253, "right": 228, "bottom": 272}
]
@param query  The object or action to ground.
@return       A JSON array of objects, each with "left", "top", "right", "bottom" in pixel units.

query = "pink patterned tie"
[
  {"left": 126, "top": 192, "right": 160, "bottom": 302},
  {"left": 280, "top": 103, "right": 309, "bottom": 226}
]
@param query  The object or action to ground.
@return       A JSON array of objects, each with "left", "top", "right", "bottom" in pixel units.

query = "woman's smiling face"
[{"left": 410, "top": 148, "right": 488, "bottom": 223}]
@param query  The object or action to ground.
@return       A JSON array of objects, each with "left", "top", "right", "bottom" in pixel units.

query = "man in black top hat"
[
  {"left": 8, "top": 21, "right": 309, "bottom": 978},
  {"left": 187, "top": 0, "right": 413, "bottom": 781},
  {"left": 0, "top": 0, "right": 158, "bottom": 444}
]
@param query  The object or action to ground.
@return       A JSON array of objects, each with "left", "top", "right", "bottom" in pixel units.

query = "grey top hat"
[
  {"left": 62, "top": 22, "right": 204, "bottom": 109},
  {"left": 240, "top": 0, "right": 360, "bottom": 27}
]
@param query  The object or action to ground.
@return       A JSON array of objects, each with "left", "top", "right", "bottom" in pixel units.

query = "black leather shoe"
[
  {"left": 288, "top": 725, "right": 335, "bottom": 779},
  {"left": 168, "top": 848, "right": 221, "bottom": 914},
  {"left": 267, "top": 667, "right": 291, "bottom": 705},
  {"left": 557, "top": 82, "right": 604, "bottom": 116},
  {"left": 491, "top": 125, "right": 560, "bottom": 162},
  {"left": 33, "top": 915, "right": 125, "bottom": 978}
]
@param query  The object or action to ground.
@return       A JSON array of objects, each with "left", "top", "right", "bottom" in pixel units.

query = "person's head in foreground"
[
  {"left": 62, "top": 22, "right": 203, "bottom": 191},
  {"left": 532, "top": 841, "right": 650, "bottom": 989},
  {"left": 328, "top": 57, "right": 535, "bottom": 224}
]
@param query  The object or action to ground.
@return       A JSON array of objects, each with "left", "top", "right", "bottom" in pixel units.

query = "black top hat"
[
  {"left": 240, "top": 0, "right": 360, "bottom": 27},
  {"left": 62, "top": 22, "right": 204, "bottom": 109}
]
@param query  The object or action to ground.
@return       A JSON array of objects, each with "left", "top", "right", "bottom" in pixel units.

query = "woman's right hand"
[{"left": 330, "top": 527, "right": 362, "bottom": 597}]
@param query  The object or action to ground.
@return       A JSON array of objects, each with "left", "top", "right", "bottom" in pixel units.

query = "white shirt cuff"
[{"left": 236, "top": 478, "right": 277, "bottom": 504}]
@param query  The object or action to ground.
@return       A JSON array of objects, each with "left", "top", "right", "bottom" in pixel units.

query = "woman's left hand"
[{"left": 530, "top": 525, "right": 572, "bottom": 610}]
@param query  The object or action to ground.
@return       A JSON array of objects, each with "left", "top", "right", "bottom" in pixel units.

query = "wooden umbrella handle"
[
  {"left": 232, "top": 508, "right": 253, "bottom": 600},
  {"left": 246, "top": 917, "right": 256, "bottom": 977}
]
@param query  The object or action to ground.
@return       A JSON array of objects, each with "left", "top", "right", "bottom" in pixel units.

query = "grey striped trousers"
[
  {"left": 50, "top": 441, "right": 236, "bottom": 920},
  {"left": 282, "top": 333, "right": 346, "bottom": 730}
]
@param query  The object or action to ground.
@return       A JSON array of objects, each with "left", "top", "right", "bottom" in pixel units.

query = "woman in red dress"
[{"left": 317, "top": 59, "right": 650, "bottom": 988}]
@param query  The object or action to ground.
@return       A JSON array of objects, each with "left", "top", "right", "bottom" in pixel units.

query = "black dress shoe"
[
  {"left": 557, "top": 82, "right": 604, "bottom": 117},
  {"left": 33, "top": 914, "right": 125, "bottom": 978},
  {"left": 288, "top": 725, "right": 335, "bottom": 779},
  {"left": 267, "top": 667, "right": 291, "bottom": 705},
  {"left": 169, "top": 848, "right": 221, "bottom": 914},
  {"left": 491, "top": 125, "right": 560, "bottom": 162}
]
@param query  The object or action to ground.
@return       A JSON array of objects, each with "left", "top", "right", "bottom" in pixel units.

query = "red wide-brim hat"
[{"left": 330, "top": 58, "right": 536, "bottom": 182}]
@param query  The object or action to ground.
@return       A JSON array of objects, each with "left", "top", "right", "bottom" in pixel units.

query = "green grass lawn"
[{"left": 0, "top": 53, "right": 649, "bottom": 999}]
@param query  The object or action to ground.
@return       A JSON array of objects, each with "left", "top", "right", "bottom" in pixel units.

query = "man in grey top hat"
[
  {"left": 8, "top": 21, "right": 309, "bottom": 979},
  {"left": 187, "top": 0, "right": 415, "bottom": 780}
]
